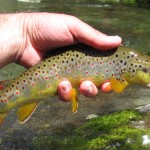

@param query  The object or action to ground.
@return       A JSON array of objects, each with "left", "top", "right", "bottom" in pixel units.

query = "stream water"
[{"left": 0, "top": 0, "right": 150, "bottom": 149}]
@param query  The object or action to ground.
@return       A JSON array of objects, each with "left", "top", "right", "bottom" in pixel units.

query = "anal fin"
[{"left": 17, "top": 103, "right": 38, "bottom": 124}]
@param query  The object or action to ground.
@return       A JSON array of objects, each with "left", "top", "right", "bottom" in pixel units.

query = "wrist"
[{"left": 0, "top": 13, "right": 27, "bottom": 68}]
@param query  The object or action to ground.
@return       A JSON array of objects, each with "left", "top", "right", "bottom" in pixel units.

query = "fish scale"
[{"left": 0, "top": 44, "right": 150, "bottom": 125}]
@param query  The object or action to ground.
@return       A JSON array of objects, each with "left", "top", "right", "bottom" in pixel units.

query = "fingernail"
[{"left": 108, "top": 35, "right": 122, "bottom": 42}]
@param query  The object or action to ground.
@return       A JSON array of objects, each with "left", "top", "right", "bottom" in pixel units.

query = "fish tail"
[{"left": 0, "top": 112, "right": 7, "bottom": 126}]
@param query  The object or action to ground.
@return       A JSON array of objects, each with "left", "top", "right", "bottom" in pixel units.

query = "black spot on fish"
[
  {"left": 115, "top": 54, "right": 119, "bottom": 57},
  {"left": 142, "top": 68, "right": 148, "bottom": 73},
  {"left": 124, "top": 62, "right": 127, "bottom": 66},
  {"left": 71, "top": 58, "right": 74, "bottom": 62},
  {"left": 76, "top": 54, "right": 79, "bottom": 57},
  {"left": 139, "top": 65, "right": 142, "bottom": 68},
  {"left": 135, "top": 65, "right": 137, "bottom": 67},
  {"left": 127, "top": 56, "right": 130, "bottom": 59},
  {"left": 43, "top": 64, "right": 46, "bottom": 67}
]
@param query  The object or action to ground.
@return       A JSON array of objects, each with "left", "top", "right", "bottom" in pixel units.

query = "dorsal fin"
[{"left": 17, "top": 103, "right": 38, "bottom": 123}]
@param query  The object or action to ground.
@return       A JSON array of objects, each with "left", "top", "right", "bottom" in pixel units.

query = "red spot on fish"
[
  {"left": 56, "top": 73, "right": 59, "bottom": 77},
  {"left": 15, "top": 91, "right": 19, "bottom": 95},
  {"left": 86, "top": 71, "right": 88, "bottom": 75},
  {"left": 106, "top": 69, "right": 109, "bottom": 72},
  {"left": 35, "top": 72, "right": 38, "bottom": 76},
  {"left": 4, "top": 99, "right": 8, "bottom": 103},
  {"left": 110, "top": 62, "right": 112, "bottom": 65},
  {"left": 45, "top": 77, "right": 48, "bottom": 80},
  {"left": 0, "top": 85, "right": 4, "bottom": 90},
  {"left": 100, "top": 62, "right": 103, "bottom": 64},
  {"left": 96, "top": 72, "right": 99, "bottom": 75},
  {"left": 0, "top": 99, "right": 8, "bottom": 103},
  {"left": 32, "top": 83, "right": 35, "bottom": 87},
  {"left": 50, "top": 71, "right": 53, "bottom": 75},
  {"left": 53, "top": 64, "right": 56, "bottom": 67}
]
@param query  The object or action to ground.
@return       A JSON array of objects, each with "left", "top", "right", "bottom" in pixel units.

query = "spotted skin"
[{"left": 0, "top": 44, "right": 150, "bottom": 116}]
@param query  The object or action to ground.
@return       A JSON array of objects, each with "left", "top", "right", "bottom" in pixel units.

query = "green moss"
[
  {"left": 86, "top": 126, "right": 150, "bottom": 150},
  {"left": 32, "top": 110, "right": 150, "bottom": 150},
  {"left": 32, "top": 136, "right": 63, "bottom": 150},
  {"left": 62, "top": 136, "right": 88, "bottom": 150},
  {"left": 75, "top": 110, "right": 141, "bottom": 137}
]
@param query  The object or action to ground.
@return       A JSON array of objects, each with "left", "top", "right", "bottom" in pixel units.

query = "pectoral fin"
[
  {"left": 17, "top": 103, "right": 38, "bottom": 123},
  {"left": 110, "top": 78, "right": 128, "bottom": 93},
  {"left": 0, "top": 113, "right": 7, "bottom": 126},
  {"left": 70, "top": 88, "right": 78, "bottom": 113}
]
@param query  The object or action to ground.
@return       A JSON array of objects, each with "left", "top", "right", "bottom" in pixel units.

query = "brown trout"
[{"left": 0, "top": 44, "right": 150, "bottom": 125}]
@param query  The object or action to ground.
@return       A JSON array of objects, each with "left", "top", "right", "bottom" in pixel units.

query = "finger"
[
  {"left": 67, "top": 17, "right": 122, "bottom": 50},
  {"left": 79, "top": 81, "right": 98, "bottom": 97},
  {"left": 57, "top": 80, "right": 73, "bottom": 102},
  {"left": 100, "top": 81, "right": 112, "bottom": 93}
]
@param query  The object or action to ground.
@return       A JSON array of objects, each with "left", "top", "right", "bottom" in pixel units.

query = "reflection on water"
[{"left": 0, "top": 0, "right": 150, "bottom": 149}]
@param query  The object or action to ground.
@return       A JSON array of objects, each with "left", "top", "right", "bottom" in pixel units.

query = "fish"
[{"left": 0, "top": 44, "right": 150, "bottom": 125}]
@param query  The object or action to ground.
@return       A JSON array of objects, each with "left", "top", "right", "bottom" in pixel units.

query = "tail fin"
[{"left": 0, "top": 113, "right": 7, "bottom": 126}]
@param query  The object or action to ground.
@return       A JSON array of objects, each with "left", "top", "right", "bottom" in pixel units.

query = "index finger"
[{"left": 67, "top": 16, "right": 122, "bottom": 50}]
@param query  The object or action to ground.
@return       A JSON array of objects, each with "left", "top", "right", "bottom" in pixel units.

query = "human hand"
[
  {"left": 19, "top": 13, "right": 122, "bottom": 68},
  {"left": 0, "top": 12, "right": 121, "bottom": 68}
]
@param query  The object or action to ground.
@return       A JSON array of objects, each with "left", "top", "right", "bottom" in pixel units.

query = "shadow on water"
[{"left": 0, "top": 0, "right": 150, "bottom": 149}]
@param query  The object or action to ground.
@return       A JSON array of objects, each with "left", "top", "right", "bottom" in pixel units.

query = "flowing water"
[{"left": 0, "top": 0, "right": 150, "bottom": 149}]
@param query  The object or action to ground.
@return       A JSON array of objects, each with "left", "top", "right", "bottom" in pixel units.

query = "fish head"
[{"left": 125, "top": 54, "right": 150, "bottom": 88}]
